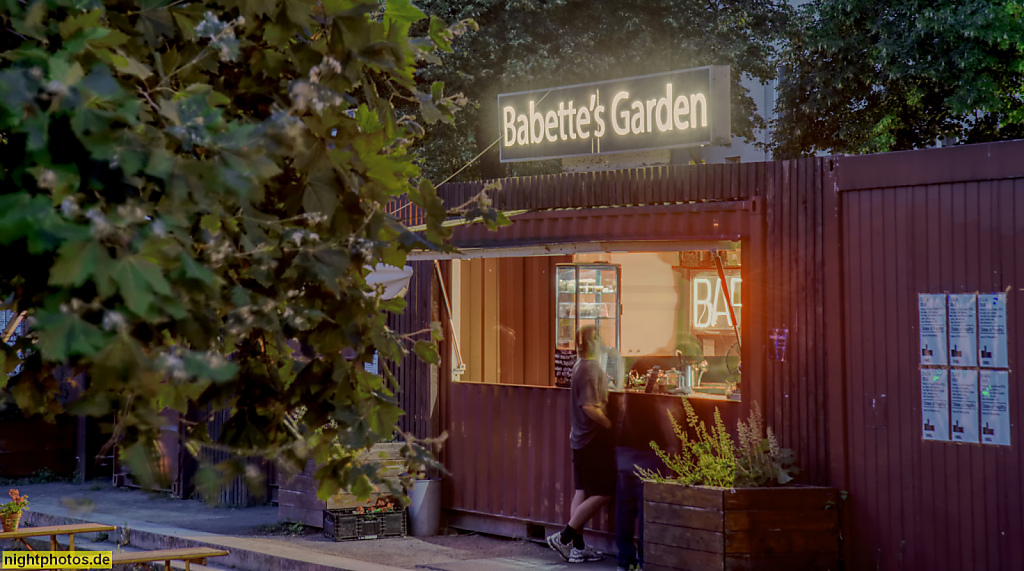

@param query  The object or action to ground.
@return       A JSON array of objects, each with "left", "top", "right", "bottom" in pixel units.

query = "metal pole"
[
  {"left": 433, "top": 261, "right": 465, "bottom": 369},
  {"left": 712, "top": 251, "right": 741, "bottom": 349}
]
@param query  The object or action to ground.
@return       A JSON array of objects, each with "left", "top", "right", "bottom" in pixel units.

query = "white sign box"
[
  {"left": 950, "top": 369, "right": 980, "bottom": 443},
  {"left": 977, "top": 293, "right": 1008, "bottom": 369},
  {"left": 921, "top": 369, "right": 950, "bottom": 441},
  {"left": 918, "top": 294, "right": 948, "bottom": 366},
  {"left": 980, "top": 370, "right": 1011, "bottom": 446},
  {"left": 947, "top": 294, "right": 978, "bottom": 367}
]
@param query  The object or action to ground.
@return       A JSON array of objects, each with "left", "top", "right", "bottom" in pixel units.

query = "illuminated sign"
[
  {"left": 498, "top": 66, "right": 730, "bottom": 162},
  {"left": 691, "top": 270, "right": 741, "bottom": 332}
]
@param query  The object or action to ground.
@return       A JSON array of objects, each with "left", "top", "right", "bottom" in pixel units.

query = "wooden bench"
[
  {"left": 111, "top": 547, "right": 229, "bottom": 571},
  {"left": 0, "top": 522, "right": 117, "bottom": 551}
]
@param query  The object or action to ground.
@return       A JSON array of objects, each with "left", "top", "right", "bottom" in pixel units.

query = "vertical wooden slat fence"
[{"left": 196, "top": 406, "right": 273, "bottom": 506}]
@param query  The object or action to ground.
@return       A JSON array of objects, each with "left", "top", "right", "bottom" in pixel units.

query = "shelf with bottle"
[{"left": 559, "top": 302, "right": 616, "bottom": 319}]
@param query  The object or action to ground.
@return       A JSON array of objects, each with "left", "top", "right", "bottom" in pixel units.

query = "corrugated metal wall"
[
  {"left": 387, "top": 163, "right": 769, "bottom": 228},
  {"left": 430, "top": 160, "right": 841, "bottom": 539},
  {"left": 762, "top": 158, "right": 836, "bottom": 487},
  {"left": 445, "top": 384, "right": 582, "bottom": 530},
  {"left": 442, "top": 385, "right": 737, "bottom": 537},
  {"left": 836, "top": 142, "right": 1024, "bottom": 571},
  {"left": 375, "top": 141, "right": 1024, "bottom": 568},
  {"left": 388, "top": 260, "right": 437, "bottom": 440}
]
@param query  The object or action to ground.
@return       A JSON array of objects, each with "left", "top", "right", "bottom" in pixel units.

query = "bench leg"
[
  {"left": 50, "top": 534, "right": 56, "bottom": 551},
  {"left": 69, "top": 534, "right": 75, "bottom": 551},
  {"left": 165, "top": 559, "right": 171, "bottom": 571},
  {"left": 185, "top": 561, "right": 190, "bottom": 571}
]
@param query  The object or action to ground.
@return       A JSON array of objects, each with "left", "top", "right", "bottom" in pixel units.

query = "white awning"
[
  {"left": 407, "top": 240, "right": 740, "bottom": 260},
  {"left": 366, "top": 264, "right": 414, "bottom": 299}
]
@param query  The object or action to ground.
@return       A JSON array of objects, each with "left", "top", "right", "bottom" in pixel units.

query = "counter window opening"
[{"left": 444, "top": 246, "right": 741, "bottom": 400}]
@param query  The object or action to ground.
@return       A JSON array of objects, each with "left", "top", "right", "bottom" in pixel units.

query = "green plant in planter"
[
  {"left": 1, "top": 488, "right": 29, "bottom": 516},
  {"left": 638, "top": 400, "right": 797, "bottom": 487}
]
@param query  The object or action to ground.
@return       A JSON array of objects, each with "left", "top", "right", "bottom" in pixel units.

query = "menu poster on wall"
[
  {"left": 977, "top": 293, "right": 1009, "bottom": 369},
  {"left": 921, "top": 369, "right": 950, "bottom": 441},
  {"left": 980, "top": 370, "right": 1011, "bottom": 446},
  {"left": 918, "top": 294, "right": 948, "bottom": 366},
  {"left": 947, "top": 294, "right": 978, "bottom": 367},
  {"left": 949, "top": 369, "right": 980, "bottom": 443},
  {"left": 554, "top": 349, "right": 578, "bottom": 387}
]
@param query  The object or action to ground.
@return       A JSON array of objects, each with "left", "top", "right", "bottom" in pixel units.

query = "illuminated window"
[{"left": 446, "top": 246, "right": 741, "bottom": 399}]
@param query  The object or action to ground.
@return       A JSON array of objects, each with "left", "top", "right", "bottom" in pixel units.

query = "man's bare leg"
[
  {"left": 568, "top": 493, "right": 611, "bottom": 530},
  {"left": 569, "top": 489, "right": 586, "bottom": 519}
]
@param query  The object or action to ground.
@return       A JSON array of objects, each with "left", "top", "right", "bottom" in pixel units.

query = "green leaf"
[
  {"left": 302, "top": 176, "right": 339, "bottom": 218},
  {"left": 379, "top": 297, "right": 406, "bottom": 313},
  {"left": 110, "top": 257, "right": 173, "bottom": 316},
  {"left": 412, "top": 340, "right": 439, "bottom": 365},
  {"left": 144, "top": 148, "right": 175, "bottom": 178},
  {"left": 58, "top": 9, "right": 104, "bottom": 40},
  {"left": 178, "top": 253, "right": 217, "bottom": 285},
  {"left": 34, "top": 311, "right": 110, "bottom": 360},
  {"left": 262, "top": 22, "right": 290, "bottom": 48},
  {"left": 284, "top": 0, "right": 311, "bottom": 24},
  {"left": 170, "top": 12, "right": 197, "bottom": 42},
  {"left": 241, "top": 0, "right": 279, "bottom": 19},
  {"left": 200, "top": 214, "right": 222, "bottom": 233},
  {"left": 85, "top": 27, "right": 130, "bottom": 49},
  {"left": 183, "top": 351, "right": 239, "bottom": 382},
  {"left": 316, "top": 471, "right": 343, "bottom": 501},
  {"left": 350, "top": 474, "right": 375, "bottom": 500},
  {"left": 0, "top": 193, "right": 76, "bottom": 253},
  {"left": 49, "top": 241, "right": 110, "bottom": 287},
  {"left": 428, "top": 16, "right": 452, "bottom": 52},
  {"left": 384, "top": 0, "right": 425, "bottom": 27},
  {"left": 137, "top": 7, "right": 175, "bottom": 46},
  {"left": 109, "top": 50, "right": 153, "bottom": 80}
]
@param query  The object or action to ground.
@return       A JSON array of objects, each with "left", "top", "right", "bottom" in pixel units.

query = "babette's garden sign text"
[{"left": 498, "top": 66, "right": 730, "bottom": 162}]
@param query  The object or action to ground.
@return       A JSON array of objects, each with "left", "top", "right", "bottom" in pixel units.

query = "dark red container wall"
[
  {"left": 424, "top": 160, "right": 845, "bottom": 536},
  {"left": 837, "top": 143, "right": 1024, "bottom": 571},
  {"left": 445, "top": 385, "right": 581, "bottom": 531},
  {"left": 389, "top": 260, "right": 436, "bottom": 439},
  {"left": 381, "top": 142, "right": 1024, "bottom": 567},
  {"left": 443, "top": 385, "right": 740, "bottom": 536},
  {"left": 762, "top": 159, "right": 836, "bottom": 487}
]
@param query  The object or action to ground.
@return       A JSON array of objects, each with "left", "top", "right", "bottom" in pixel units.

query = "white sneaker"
[
  {"left": 546, "top": 532, "right": 572, "bottom": 561},
  {"left": 569, "top": 545, "right": 603, "bottom": 563}
]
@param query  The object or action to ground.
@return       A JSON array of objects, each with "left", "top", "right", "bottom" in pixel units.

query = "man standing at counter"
[{"left": 547, "top": 325, "right": 615, "bottom": 563}]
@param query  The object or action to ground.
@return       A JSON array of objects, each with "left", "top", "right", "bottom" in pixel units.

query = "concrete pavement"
[{"left": 1, "top": 482, "right": 622, "bottom": 571}]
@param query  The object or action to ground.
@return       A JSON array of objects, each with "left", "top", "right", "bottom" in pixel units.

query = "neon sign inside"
[{"left": 692, "top": 274, "right": 741, "bottom": 331}]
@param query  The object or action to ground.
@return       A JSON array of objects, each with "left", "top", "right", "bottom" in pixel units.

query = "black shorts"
[{"left": 572, "top": 434, "right": 616, "bottom": 497}]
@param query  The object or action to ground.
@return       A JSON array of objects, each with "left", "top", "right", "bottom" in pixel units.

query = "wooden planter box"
[{"left": 643, "top": 482, "right": 840, "bottom": 571}]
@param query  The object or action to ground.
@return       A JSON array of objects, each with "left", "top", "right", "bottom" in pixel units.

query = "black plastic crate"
[{"left": 323, "top": 508, "right": 407, "bottom": 541}]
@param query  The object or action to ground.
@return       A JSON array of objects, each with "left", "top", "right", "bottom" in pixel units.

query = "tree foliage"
[
  {"left": 0, "top": 0, "right": 471, "bottom": 500},
  {"left": 773, "top": 0, "right": 1024, "bottom": 158},
  {"left": 412, "top": 0, "right": 794, "bottom": 182}
]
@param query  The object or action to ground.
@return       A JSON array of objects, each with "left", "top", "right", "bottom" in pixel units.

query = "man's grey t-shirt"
[{"left": 569, "top": 358, "right": 608, "bottom": 450}]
